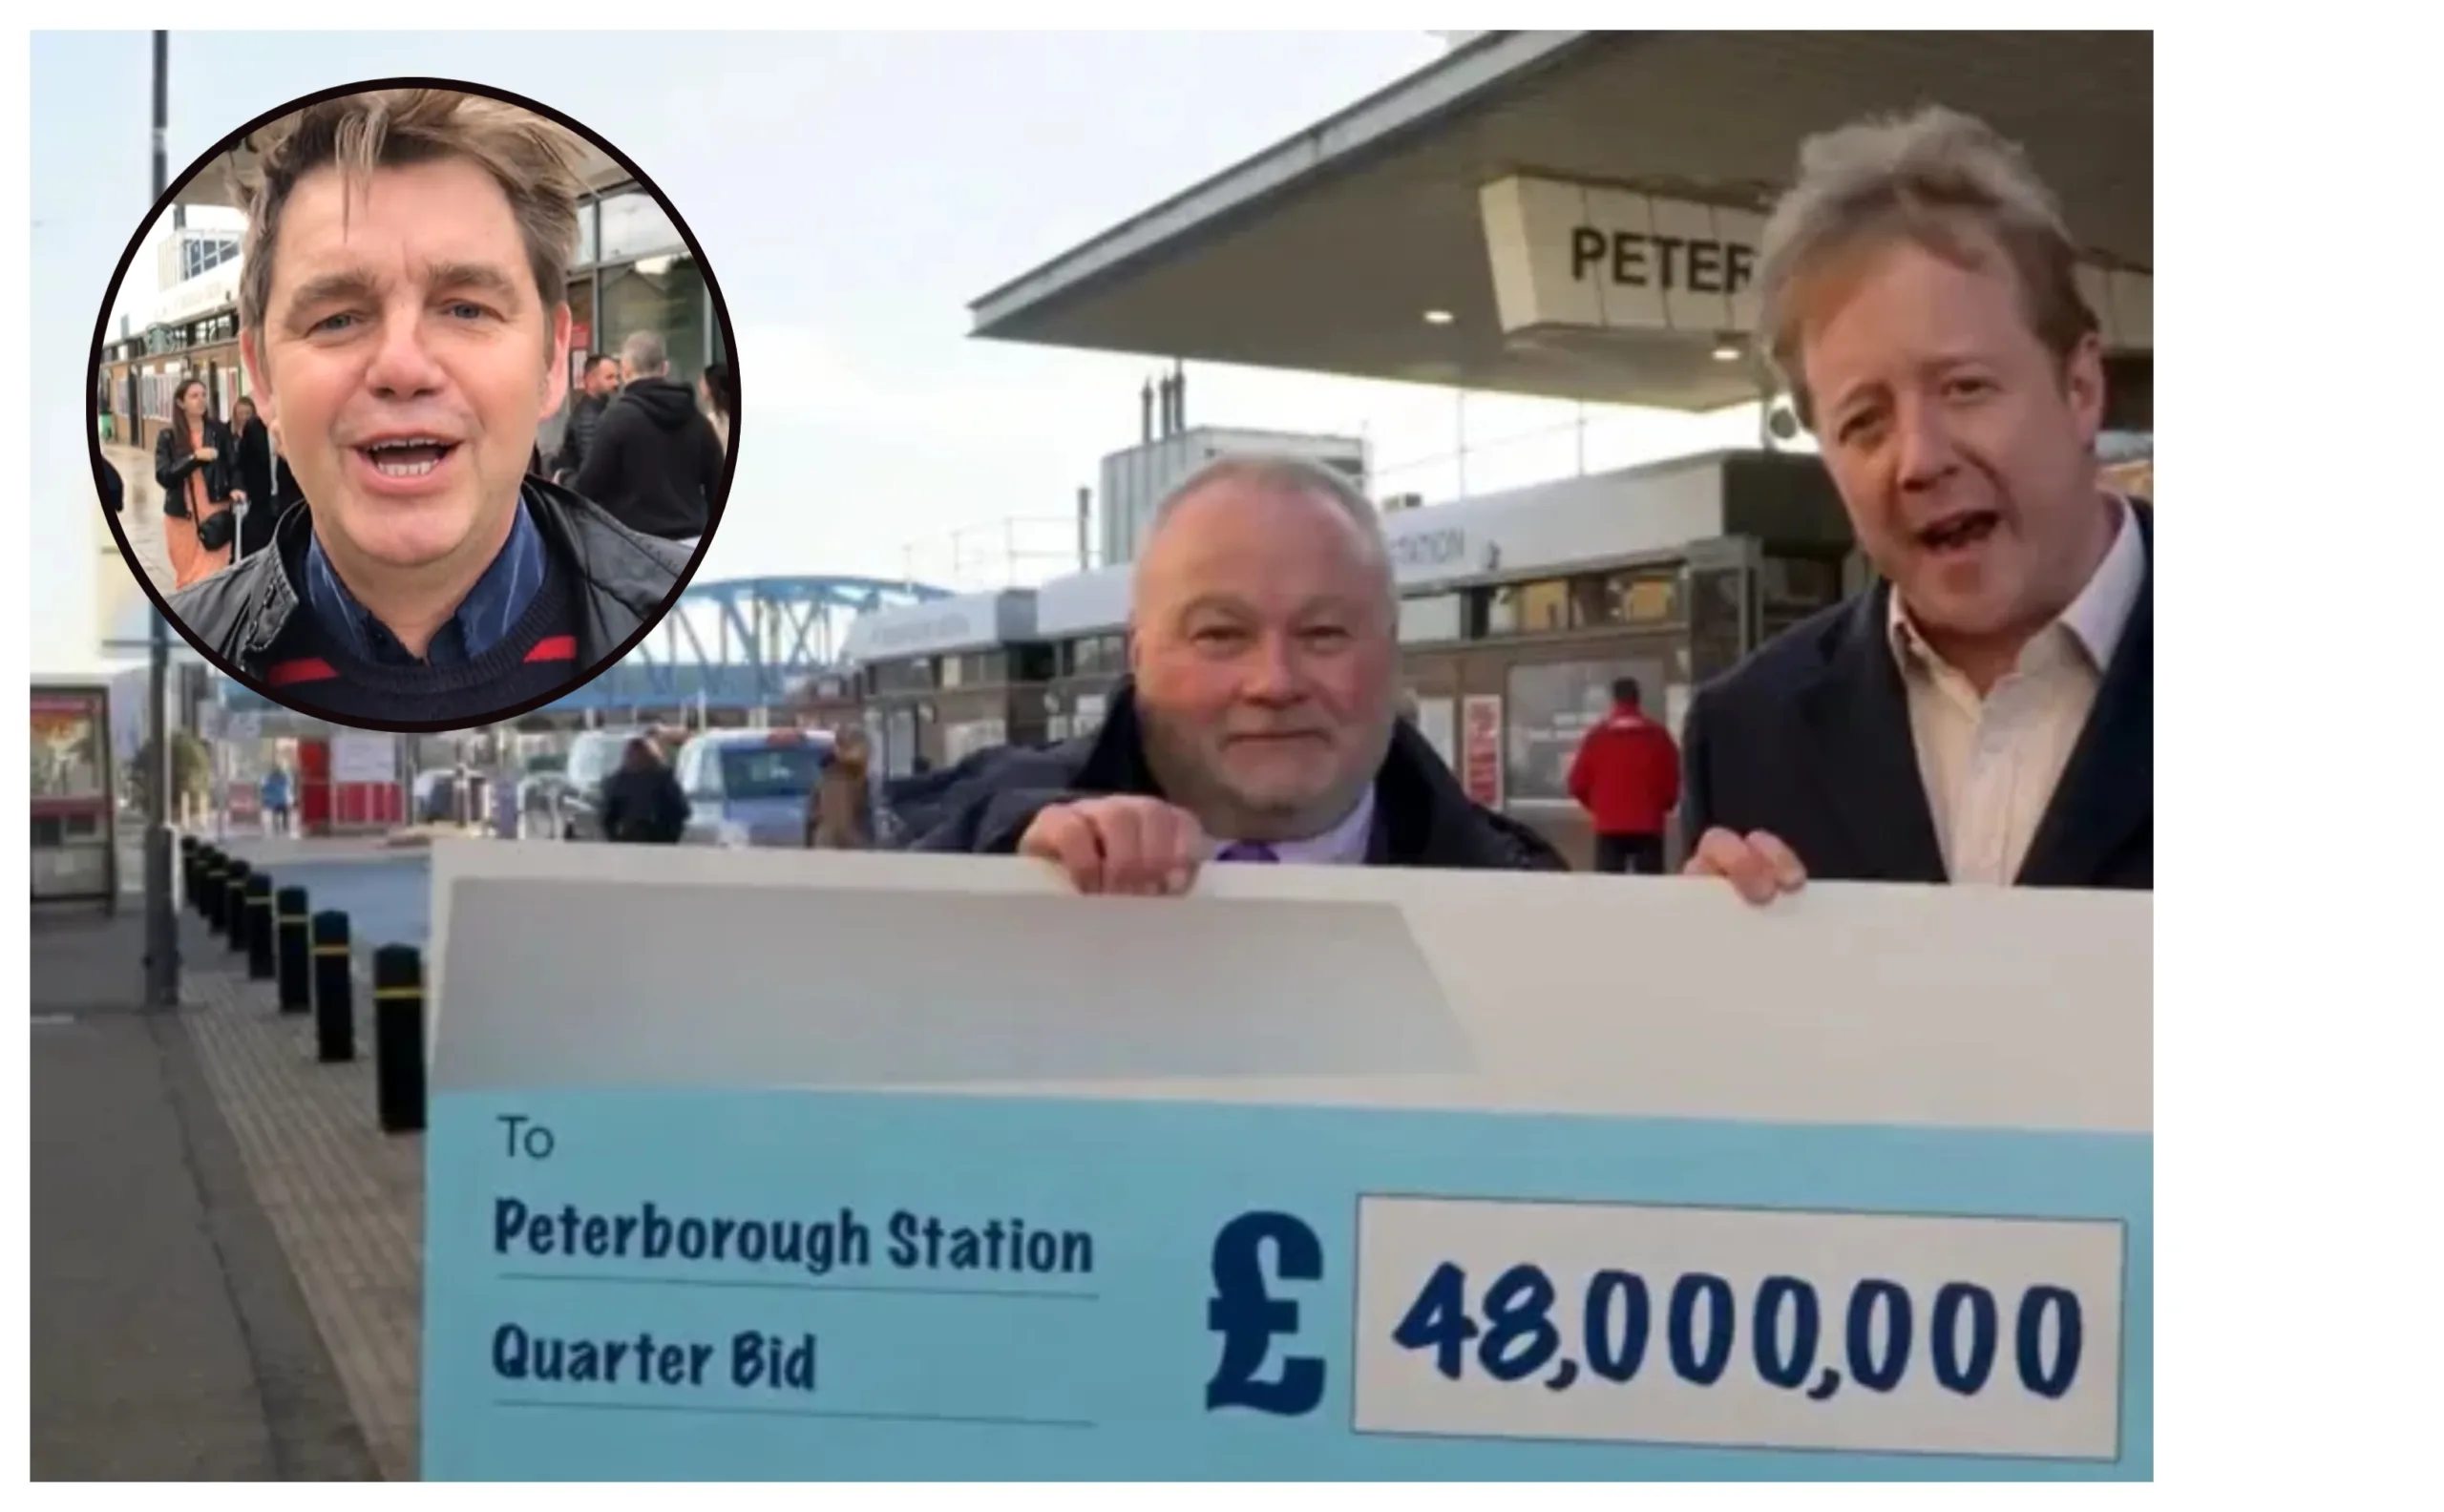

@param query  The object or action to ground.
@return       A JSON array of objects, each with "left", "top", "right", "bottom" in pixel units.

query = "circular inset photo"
[{"left": 88, "top": 77, "right": 738, "bottom": 733}]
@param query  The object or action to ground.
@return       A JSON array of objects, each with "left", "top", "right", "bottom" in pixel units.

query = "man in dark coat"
[
  {"left": 913, "top": 453, "right": 1565, "bottom": 887},
  {"left": 1679, "top": 105, "right": 2151, "bottom": 902},
  {"left": 574, "top": 330, "right": 722, "bottom": 546},
  {"left": 600, "top": 735, "right": 689, "bottom": 844},
  {"left": 552, "top": 354, "right": 620, "bottom": 485}
]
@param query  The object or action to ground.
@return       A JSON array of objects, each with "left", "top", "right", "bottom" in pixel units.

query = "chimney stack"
[{"left": 1139, "top": 379, "right": 1154, "bottom": 444}]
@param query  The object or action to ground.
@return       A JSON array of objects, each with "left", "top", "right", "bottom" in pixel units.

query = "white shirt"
[
  {"left": 1889, "top": 496, "right": 2147, "bottom": 886},
  {"left": 1221, "top": 786, "right": 1377, "bottom": 866}
]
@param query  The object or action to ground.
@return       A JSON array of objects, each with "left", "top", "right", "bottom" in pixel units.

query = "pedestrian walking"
[
  {"left": 153, "top": 377, "right": 239, "bottom": 588},
  {"left": 699, "top": 360, "right": 735, "bottom": 457},
  {"left": 1568, "top": 677, "right": 1680, "bottom": 874},
  {"left": 229, "top": 395, "right": 280, "bottom": 561},
  {"left": 260, "top": 763, "right": 293, "bottom": 835},
  {"left": 807, "top": 727, "right": 875, "bottom": 849},
  {"left": 600, "top": 736, "right": 689, "bottom": 844},
  {"left": 574, "top": 330, "right": 723, "bottom": 548},
  {"left": 552, "top": 354, "right": 620, "bottom": 486}
]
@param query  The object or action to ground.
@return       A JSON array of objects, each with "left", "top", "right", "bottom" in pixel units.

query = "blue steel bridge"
[{"left": 202, "top": 574, "right": 953, "bottom": 717}]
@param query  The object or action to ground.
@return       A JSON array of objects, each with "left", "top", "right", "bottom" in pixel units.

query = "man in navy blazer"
[{"left": 1679, "top": 105, "right": 2152, "bottom": 902}]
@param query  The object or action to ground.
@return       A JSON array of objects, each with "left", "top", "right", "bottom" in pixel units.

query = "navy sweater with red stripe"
[{"left": 261, "top": 550, "right": 581, "bottom": 726}]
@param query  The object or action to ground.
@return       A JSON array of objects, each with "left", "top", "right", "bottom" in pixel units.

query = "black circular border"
[{"left": 84, "top": 73, "right": 743, "bottom": 735}]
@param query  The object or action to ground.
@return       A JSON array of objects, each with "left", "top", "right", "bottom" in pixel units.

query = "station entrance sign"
[{"left": 1480, "top": 174, "right": 2154, "bottom": 354}]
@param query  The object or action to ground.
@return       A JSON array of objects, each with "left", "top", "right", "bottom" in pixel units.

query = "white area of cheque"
[{"left": 425, "top": 841, "right": 2151, "bottom": 1137}]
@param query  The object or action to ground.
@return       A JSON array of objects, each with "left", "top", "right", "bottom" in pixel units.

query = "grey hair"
[
  {"left": 620, "top": 328, "right": 669, "bottom": 375},
  {"left": 1141, "top": 452, "right": 1396, "bottom": 611},
  {"left": 1756, "top": 104, "right": 2096, "bottom": 426}
]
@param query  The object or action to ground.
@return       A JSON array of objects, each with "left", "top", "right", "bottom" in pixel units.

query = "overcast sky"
[{"left": 29, "top": 31, "right": 1764, "bottom": 676}]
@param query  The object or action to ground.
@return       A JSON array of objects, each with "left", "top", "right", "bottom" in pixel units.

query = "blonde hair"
[
  {"left": 235, "top": 89, "right": 588, "bottom": 338},
  {"left": 1756, "top": 105, "right": 2097, "bottom": 426}
]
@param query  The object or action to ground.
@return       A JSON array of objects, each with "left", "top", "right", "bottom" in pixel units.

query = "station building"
[{"left": 839, "top": 31, "right": 2154, "bottom": 865}]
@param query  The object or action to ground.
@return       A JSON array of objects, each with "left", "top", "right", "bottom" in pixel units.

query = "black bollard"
[
  {"left": 179, "top": 835, "right": 198, "bottom": 904},
  {"left": 220, "top": 863, "right": 243, "bottom": 946},
  {"left": 276, "top": 887, "right": 312, "bottom": 1013},
  {"left": 196, "top": 853, "right": 222, "bottom": 923},
  {"left": 372, "top": 945, "right": 426, "bottom": 1134},
  {"left": 244, "top": 875, "right": 276, "bottom": 978},
  {"left": 238, "top": 868, "right": 266, "bottom": 954},
  {"left": 313, "top": 913, "right": 355, "bottom": 1063},
  {"left": 219, "top": 860, "right": 250, "bottom": 939}
]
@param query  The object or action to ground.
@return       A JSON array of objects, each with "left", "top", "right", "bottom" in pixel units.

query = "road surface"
[{"left": 212, "top": 841, "right": 431, "bottom": 957}]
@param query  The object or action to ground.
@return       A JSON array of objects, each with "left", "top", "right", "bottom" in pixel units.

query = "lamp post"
[{"left": 143, "top": 28, "right": 179, "bottom": 1012}]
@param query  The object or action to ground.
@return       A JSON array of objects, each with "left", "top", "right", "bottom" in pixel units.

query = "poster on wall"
[
  {"left": 1460, "top": 694, "right": 1503, "bottom": 808},
  {"left": 1503, "top": 658, "right": 1665, "bottom": 804},
  {"left": 32, "top": 685, "right": 115, "bottom": 903},
  {"left": 1411, "top": 695, "right": 1457, "bottom": 772},
  {"left": 32, "top": 693, "right": 107, "bottom": 808},
  {"left": 330, "top": 732, "right": 398, "bottom": 786}
]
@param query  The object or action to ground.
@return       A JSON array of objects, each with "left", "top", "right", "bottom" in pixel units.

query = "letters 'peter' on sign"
[{"left": 1480, "top": 173, "right": 2154, "bottom": 356}]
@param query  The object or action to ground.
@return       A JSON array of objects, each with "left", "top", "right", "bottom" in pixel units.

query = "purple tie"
[{"left": 1216, "top": 842, "right": 1278, "bottom": 863}]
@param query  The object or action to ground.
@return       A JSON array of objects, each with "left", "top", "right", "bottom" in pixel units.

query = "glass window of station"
[
  {"left": 557, "top": 184, "right": 722, "bottom": 427},
  {"left": 179, "top": 234, "right": 240, "bottom": 281},
  {"left": 98, "top": 307, "right": 249, "bottom": 450},
  {"left": 863, "top": 643, "right": 1055, "bottom": 697}
]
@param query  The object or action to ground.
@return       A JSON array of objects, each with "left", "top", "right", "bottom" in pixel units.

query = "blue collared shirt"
[{"left": 303, "top": 495, "right": 547, "bottom": 667}]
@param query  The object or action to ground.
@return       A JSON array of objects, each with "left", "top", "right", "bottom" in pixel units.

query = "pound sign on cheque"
[{"left": 1203, "top": 1210, "right": 1325, "bottom": 1417}]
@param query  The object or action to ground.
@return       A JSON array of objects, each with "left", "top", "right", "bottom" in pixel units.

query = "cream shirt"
[
  {"left": 1888, "top": 497, "right": 2147, "bottom": 886},
  {"left": 1223, "top": 786, "right": 1377, "bottom": 866}
]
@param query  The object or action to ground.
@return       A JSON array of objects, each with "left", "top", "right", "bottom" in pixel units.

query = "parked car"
[
  {"left": 514, "top": 751, "right": 568, "bottom": 839},
  {"left": 672, "top": 727, "right": 835, "bottom": 848}
]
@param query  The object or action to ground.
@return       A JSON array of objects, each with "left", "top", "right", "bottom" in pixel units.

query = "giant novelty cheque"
[{"left": 418, "top": 841, "right": 2151, "bottom": 1480}]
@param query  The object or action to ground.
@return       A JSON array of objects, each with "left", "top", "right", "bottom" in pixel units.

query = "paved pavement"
[
  {"left": 31, "top": 905, "right": 379, "bottom": 1480},
  {"left": 36, "top": 834, "right": 533, "bottom": 1479},
  {"left": 100, "top": 443, "right": 177, "bottom": 598},
  {"left": 179, "top": 948, "right": 427, "bottom": 1480}
]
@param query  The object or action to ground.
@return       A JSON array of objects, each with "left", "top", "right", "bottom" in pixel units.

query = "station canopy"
[{"left": 969, "top": 31, "right": 2153, "bottom": 412}]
